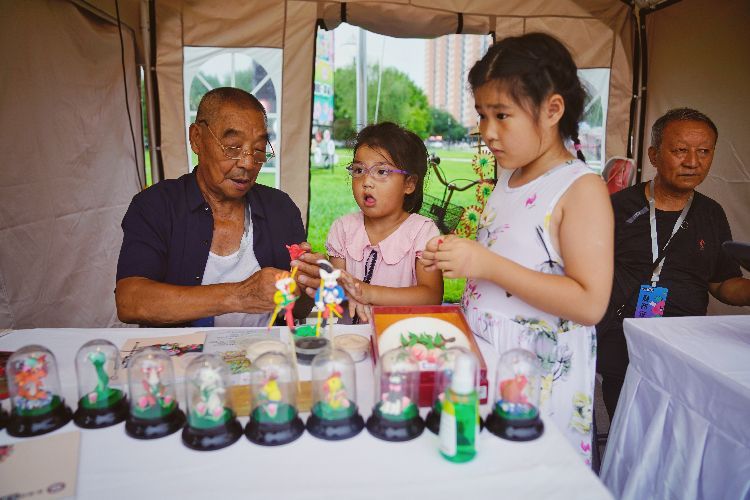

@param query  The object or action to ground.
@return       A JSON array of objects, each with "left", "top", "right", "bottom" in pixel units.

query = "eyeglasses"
[
  {"left": 198, "top": 120, "right": 276, "bottom": 164},
  {"left": 346, "top": 162, "right": 410, "bottom": 180}
]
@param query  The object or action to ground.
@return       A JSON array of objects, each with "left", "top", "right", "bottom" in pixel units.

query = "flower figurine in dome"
[
  {"left": 15, "top": 355, "right": 51, "bottom": 408},
  {"left": 245, "top": 351, "right": 305, "bottom": 446},
  {"left": 73, "top": 339, "right": 128, "bottom": 429},
  {"left": 139, "top": 361, "right": 171, "bottom": 411},
  {"left": 195, "top": 368, "right": 225, "bottom": 418},
  {"left": 322, "top": 372, "right": 349, "bottom": 412},
  {"left": 258, "top": 373, "right": 283, "bottom": 418},
  {"left": 380, "top": 374, "right": 414, "bottom": 416},
  {"left": 6, "top": 345, "right": 72, "bottom": 437},
  {"left": 485, "top": 348, "right": 544, "bottom": 441},
  {"left": 125, "top": 347, "right": 185, "bottom": 440},
  {"left": 306, "top": 349, "right": 364, "bottom": 440},
  {"left": 182, "top": 354, "right": 242, "bottom": 451},
  {"left": 314, "top": 259, "right": 345, "bottom": 336},
  {"left": 366, "top": 348, "right": 424, "bottom": 442}
]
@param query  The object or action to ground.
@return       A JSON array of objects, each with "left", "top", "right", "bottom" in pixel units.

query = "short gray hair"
[
  {"left": 651, "top": 108, "right": 718, "bottom": 150},
  {"left": 195, "top": 87, "right": 266, "bottom": 125}
]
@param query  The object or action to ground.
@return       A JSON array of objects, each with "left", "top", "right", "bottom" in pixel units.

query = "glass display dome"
[
  {"left": 6, "top": 345, "right": 71, "bottom": 437},
  {"left": 366, "top": 348, "right": 424, "bottom": 441},
  {"left": 485, "top": 348, "right": 544, "bottom": 441},
  {"left": 245, "top": 350, "right": 304, "bottom": 446},
  {"left": 182, "top": 354, "right": 242, "bottom": 451},
  {"left": 425, "top": 346, "right": 479, "bottom": 434},
  {"left": 73, "top": 339, "right": 128, "bottom": 429},
  {"left": 306, "top": 348, "right": 364, "bottom": 440},
  {"left": 125, "top": 347, "right": 185, "bottom": 439}
]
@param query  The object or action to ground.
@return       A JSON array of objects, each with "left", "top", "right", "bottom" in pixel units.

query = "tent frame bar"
[
  {"left": 142, "top": 0, "right": 162, "bottom": 184},
  {"left": 631, "top": 0, "right": 683, "bottom": 183}
]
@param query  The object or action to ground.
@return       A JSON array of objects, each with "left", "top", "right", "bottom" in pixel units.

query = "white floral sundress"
[{"left": 463, "top": 160, "right": 597, "bottom": 465}]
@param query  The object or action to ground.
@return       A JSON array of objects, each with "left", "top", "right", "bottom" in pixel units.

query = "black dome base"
[
  {"left": 306, "top": 411, "right": 364, "bottom": 441},
  {"left": 245, "top": 415, "right": 305, "bottom": 446},
  {"left": 125, "top": 408, "right": 185, "bottom": 440},
  {"left": 182, "top": 417, "right": 243, "bottom": 451},
  {"left": 7, "top": 403, "right": 72, "bottom": 437},
  {"left": 485, "top": 411, "right": 544, "bottom": 441},
  {"left": 366, "top": 412, "right": 424, "bottom": 442},
  {"left": 74, "top": 397, "right": 128, "bottom": 429}
]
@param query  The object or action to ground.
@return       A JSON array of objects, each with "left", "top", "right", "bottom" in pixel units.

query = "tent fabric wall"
[
  {"left": 641, "top": 0, "right": 750, "bottom": 316},
  {"left": 0, "top": 0, "right": 142, "bottom": 328},
  {"left": 154, "top": 0, "right": 632, "bottom": 228},
  {"left": 156, "top": 0, "right": 318, "bottom": 220}
]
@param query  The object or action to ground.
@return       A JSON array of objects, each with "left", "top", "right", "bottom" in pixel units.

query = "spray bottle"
[{"left": 438, "top": 351, "right": 479, "bottom": 463}]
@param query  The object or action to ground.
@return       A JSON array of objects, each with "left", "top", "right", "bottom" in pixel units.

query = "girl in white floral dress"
[{"left": 421, "top": 33, "right": 614, "bottom": 465}]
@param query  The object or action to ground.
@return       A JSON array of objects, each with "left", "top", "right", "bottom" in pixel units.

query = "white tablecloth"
[
  {"left": 0, "top": 326, "right": 611, "bottom": 500},
  {"left": 601, "top": 316, "right": 750, "bottom": 499}
]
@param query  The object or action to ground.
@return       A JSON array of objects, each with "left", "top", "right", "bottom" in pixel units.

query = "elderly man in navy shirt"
[{"left": 116, "top": 88, "right": 322, "bottom": 327}]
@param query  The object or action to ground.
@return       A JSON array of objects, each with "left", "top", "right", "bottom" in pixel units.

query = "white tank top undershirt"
[{"left": 201, "top": 203, "right": 271, "bottom": 327}]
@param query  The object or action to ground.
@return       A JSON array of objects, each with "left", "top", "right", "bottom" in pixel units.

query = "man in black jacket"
[{"left": 116, "top": 88, "right": 321, "bottom": 326}]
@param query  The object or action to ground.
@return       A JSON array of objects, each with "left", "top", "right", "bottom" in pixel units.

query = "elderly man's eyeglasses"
[
  {"left": 346, "top": 162, "right": 411, "bottom": 180},
  {"left": 198, "top": 120, "right": 275, "bottom": 164}
]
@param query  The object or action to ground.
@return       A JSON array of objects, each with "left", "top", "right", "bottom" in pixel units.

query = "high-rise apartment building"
[{"left": 425, "top": 35, "right": 492, "bottom": 129}]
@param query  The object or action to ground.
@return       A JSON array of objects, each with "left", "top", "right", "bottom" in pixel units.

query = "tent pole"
[
  {"left": 634, "top": 7, "right": 649, "bottom": 183},
  {"left": 356, "top": 27, "right": 367, "bottom": 130},
  {"left": 626, "top": 6, "right": 640, "bottom": 160},
  {"left": 141, "top": 0, "right": 161, "bottom": 184}
]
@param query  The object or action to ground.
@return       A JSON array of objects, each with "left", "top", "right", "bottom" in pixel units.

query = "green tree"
[
  {"left": 188, "top": 68, "right": 259, "bottom": 113},
  {"left": 429, "top": 107, "right": 467, "bottom": 142},
  {"left": 583, "top": 96, "right": 603, "bottom": 127},
  {"left": 333, "top": 65, "right": 356, "bottom": 141},
  {"left": 333, "top": 64, "right": 432, "bottom": 140}
]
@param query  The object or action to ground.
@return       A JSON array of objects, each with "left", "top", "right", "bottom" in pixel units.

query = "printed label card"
[
  {"left": 119, "top": 332, "right": 207, "bottom": 379},
  {"left": 635, "top": 285, "right": 669, "bottom": 318},
  {"left": 0, "top": 431, "right": 81, "bottom": 499}
]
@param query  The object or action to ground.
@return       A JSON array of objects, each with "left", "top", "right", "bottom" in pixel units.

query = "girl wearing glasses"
[{"left": 325, "top": 122, "right": 444, "bottom": 322}]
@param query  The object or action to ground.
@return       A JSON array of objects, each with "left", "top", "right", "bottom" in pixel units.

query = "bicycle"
[{"left": 420, "top": 153, "right": 494, "bottom": 235}]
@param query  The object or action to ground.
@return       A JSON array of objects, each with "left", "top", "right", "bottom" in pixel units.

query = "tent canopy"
[{"left": 1, "top": 0, "right": 747, "bottom": 328}]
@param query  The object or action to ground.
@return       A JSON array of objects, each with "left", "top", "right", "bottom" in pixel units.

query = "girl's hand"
[
  {"left": 419, "top": 236, "right": 444, "bottom": 271},
  {"left": 430, "top": 235, "right": 487, "bottom": 279},
  {"left": 347, "top": 297, "right": 372, "bottom": 324},
  {"left": 338, "top": 270, "right": 370, "bottom": 305}
]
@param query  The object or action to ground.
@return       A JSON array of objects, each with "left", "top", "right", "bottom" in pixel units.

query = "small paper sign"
[{"left": 0, "top": 431, "right": 81, "bottom": 499}]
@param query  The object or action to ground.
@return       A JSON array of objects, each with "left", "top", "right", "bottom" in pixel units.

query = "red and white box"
[{"left": 370, "top": 305, "right": 489, "bottom": 406}]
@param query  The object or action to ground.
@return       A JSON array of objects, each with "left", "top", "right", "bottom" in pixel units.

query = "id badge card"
[{"left": 635, "top": 285, "right": 669, "bottom": 318}]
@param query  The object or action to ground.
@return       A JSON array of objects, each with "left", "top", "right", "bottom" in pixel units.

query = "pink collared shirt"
[{"left": 326, "top": 212, "right": 440, "bottom": 287}]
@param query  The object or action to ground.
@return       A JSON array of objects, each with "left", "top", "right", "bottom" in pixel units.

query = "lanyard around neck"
[{"left": 648, "top": 180, "right": 693, "bottom": 285}]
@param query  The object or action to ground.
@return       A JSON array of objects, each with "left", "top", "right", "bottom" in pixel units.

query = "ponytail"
[{"left": 572, "top": 135, "right": 586, "bottom": 163}]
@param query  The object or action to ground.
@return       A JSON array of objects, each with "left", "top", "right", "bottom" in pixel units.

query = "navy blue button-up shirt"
[{"left": 116, "top": 170, "right": 306, "bottom": 325}]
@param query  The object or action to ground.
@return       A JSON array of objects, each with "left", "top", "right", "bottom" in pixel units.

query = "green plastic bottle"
[{"left": 438, "top": 353, "right": 479, "bottom": 463}]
